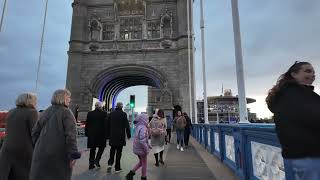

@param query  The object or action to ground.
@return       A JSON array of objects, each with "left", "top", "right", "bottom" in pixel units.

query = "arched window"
[
  {"left": 102, "top": 24, "right": 114, "bottom": 40},
  {"left": 162, "top": 18, "right": 171, "bottom": 39},
  {"left": 147, "top": 22, "right": 160, "bottom": 39},
  {"left": 120, "top": 18, "right": 142, "bottom": 40}
]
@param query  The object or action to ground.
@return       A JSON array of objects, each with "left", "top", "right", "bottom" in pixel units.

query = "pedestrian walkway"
[{"left": 72, "top": 133, "right": 236, "bottom": 180}]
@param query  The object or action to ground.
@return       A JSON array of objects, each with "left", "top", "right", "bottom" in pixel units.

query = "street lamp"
[
  {"left": 200, "top": 0, "right": 209, "bottom": 124},
  {"left": 230, "top": 0, "right": 249, "bottom": 123}
]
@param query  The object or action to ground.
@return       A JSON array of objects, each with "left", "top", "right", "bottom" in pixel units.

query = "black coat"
[
  {"left": 85, "top": 109, "right": 108, "bottom": 148},
  {"left": 268, "top": 83, "right": 320, "bottom": 158},
  {"left": 107, "top": 108, "right": 131, "bottom": 147},
  {"left": 184, "top": 116, "right": 193, "bottom": 133}
]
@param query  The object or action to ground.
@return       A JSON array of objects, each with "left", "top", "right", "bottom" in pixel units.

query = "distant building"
[{"left": 197, "top": 89, "right": 257, "bottom": 123}]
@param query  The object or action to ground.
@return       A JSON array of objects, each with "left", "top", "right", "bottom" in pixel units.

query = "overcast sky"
[{"left": 0, "top": 0, "right": 319, "bottom": 118}]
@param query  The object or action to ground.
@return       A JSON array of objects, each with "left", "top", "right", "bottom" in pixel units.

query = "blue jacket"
[{"left": 166, "top": 116, "right": 173, "bottom": 129}]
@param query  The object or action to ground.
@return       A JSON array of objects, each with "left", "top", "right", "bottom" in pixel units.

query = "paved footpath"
[{"left": 72, "top": 134, "right": 236, "bottom": 180}]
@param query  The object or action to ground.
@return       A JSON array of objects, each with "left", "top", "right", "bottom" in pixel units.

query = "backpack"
[
  {"left": 175, "top": 117, "right": 186, "bottom": 130},
  {"left": 151, "top": 128, "right": 161, "bottom": 137},
  {"left": 150, "top": 118, "right": 163, "bottom": 137}
]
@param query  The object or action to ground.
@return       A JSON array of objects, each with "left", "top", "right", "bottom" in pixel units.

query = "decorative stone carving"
[
  {"left": 161, "top": 39, "right": 172, "bottom": 48},
  {"left": 160, "top": 82, "right": 173, "bottom": 104},
  {"left": 225, "top": 135, "right": 235, "bottom": 162},
  {"left": 89, "top": 43, "right": 99, "bottom": 51},
  {"left": 117, "top": 0, "right": 145, "bottom": 16},
  {"left": 160, "top": 9, "right": 173, "bottom": 39},
  {"left": 251, "top": 141, "right": 285, "bottom": 180},
  {"left": 214, "top": 132, "right": 220, "bottom": 152},
  {"left": 88, "top": 13, "right": 102, "bottom": 41}
]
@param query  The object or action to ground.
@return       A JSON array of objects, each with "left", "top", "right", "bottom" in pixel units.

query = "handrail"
[{"left": 192, "top": 123, "right": 292, "bottom": 180}]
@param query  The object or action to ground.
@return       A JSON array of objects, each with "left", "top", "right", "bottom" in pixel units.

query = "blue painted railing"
[{"left": 192, "top": 124, "right": 293, "bottom": 180}]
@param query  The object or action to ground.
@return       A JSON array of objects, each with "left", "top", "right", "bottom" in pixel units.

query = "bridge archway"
[{"left": 90, "top": 65, "right": 169, "bottom": 111}]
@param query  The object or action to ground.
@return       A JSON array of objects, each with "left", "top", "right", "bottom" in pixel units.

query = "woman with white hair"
[
  {"left": 30, "top": 89, "right": 81, "bottom": 180},
  {"left": 0, "top": 92, "right": 38, "bottom": 180}
]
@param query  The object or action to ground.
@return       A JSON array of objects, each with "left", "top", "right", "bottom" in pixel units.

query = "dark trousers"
[
  {"left": 184, "top": 130, "right": 191, "bottom": 146},
  {"left": 89, "top": 147, "right": 105, "bottom": 165},
  {"left": 166, "top": 129, "right": 172, "bottom": 143},
  {"left": 108, "top": 146, "right": 123, "bottom": 170},
  {"left": 154, "top": 150, "right": 164, "bottom": 164}
]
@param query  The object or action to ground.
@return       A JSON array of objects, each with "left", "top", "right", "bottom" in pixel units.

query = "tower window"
[
  {"left": 147, "top": 22, "right": 160, "bottom": 39},
  {"left": 120, "top": 18, "right": 142, "bottom": 40},
  {"left": 102, "top": 24, "right": 114, "bottom": 40}
]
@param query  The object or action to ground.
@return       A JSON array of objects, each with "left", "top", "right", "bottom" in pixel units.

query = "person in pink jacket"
[{"left": 126, "top": 114, "right": 151, "bottom": 180}]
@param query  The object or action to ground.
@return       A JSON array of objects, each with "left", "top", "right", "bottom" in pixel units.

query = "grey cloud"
[
  {"left": 0, "top": 0, "right": 72, "bottom": 110},
  {"left": 1, "top": 0, "right": 320, "bottom": 118}
]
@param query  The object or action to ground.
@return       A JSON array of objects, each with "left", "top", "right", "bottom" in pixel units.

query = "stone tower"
[{"left": 66, "top": 0, "right": 195, "bottom": 120}]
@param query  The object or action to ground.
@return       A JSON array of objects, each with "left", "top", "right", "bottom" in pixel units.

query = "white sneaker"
[
  {"left": 107, "top": 165, "right": 112, "bottom": 173},
  {"left": 115, "top": 168, "right": 122, "bottom": 173},
  {"left": 180, "top": 147, "right": 184, "bottom": 151},
  {"left": 177, "top": 144, "right": 180, "bottom": 149}
]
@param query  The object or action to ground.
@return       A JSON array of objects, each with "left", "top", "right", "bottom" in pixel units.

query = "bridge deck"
[{"left": 72, "top": 134, "right": 237, "bottom": 180}]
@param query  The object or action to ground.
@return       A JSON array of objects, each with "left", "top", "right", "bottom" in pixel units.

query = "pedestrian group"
[{"left": 0, "top": 88, "right": 194, "bottom": 180}]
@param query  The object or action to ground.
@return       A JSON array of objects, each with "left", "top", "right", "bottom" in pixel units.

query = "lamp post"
[
  {"left": 200, "top": 0, "right": 209, "bottom": 124},
  {"left": 191, "top": 0, "right": 198, "bottom": 124},
  {"left": 230, "top": 0, "right": 249, "bottom": 123},
  {"left": 187, "top": 0, "right": 193, "bottom": 122}
]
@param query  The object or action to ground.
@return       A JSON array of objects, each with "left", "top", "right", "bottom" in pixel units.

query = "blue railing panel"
[{"left": 191, "top": 123, "right": 292, "bottom": 180}]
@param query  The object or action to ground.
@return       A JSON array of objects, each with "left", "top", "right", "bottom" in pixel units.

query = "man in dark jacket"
[
  {"left": 107, "top": 102, "right": 131, "bottom": 173},
  {"left": 85, "top": 101, "right": 108, "bottom": 169}
]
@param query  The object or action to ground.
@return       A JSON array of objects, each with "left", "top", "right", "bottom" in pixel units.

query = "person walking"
[
  {"left": 74, "top": 104, "right": 79, "bottom": 122},
  {"left": 107, "top": 102, "right": 131, "bottom": 173},
  {"left": 126, "top": 114, "right": 152, "bottom": 180},
  {"left": 165, "top": 115, "right": 173, "bottom": 144},
  {"left": 149, "top": 109, "right": 166, "bottom": 166},
  {"left": 30, "top": 89, "right": 81, "bottom": 180},
  {"left": 183, "top": 112, "right": 193, "bottom": 148},
  {"left": 174, "top": 111, "right": 186, "bottom": 151},
  {"left": 85, "top": 101, "right": 108, "bottom": 169},
  {"left": 266, "top": 61, "right": 320, "bottom": 180},
  {"left": 0, "top": 93, "right": 38, "bottom": 180}
]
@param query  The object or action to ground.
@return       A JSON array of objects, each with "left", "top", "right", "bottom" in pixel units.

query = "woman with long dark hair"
[{"left": 266, "top": 61, "right": 320, "bottom": 179}]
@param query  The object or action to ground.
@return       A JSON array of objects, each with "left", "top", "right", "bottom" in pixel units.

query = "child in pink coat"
[{"left": 126, "top": 114, "right": 152, "bottom": 180}]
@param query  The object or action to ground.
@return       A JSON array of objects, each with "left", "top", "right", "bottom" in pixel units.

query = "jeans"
[
  {"left": 286, "top": 158, "right": 320, "bottom": 180},
  {"left": 176, "top": 129, "right": 184, "bottom": 146}
]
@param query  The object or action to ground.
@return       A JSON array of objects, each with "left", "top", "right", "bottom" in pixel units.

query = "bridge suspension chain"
[
  {"left": 35, "top": 0, "right": 49, "bottom": 93},
  {"left": 0, "top": 0, "right": 7, "bottom": 32}
]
